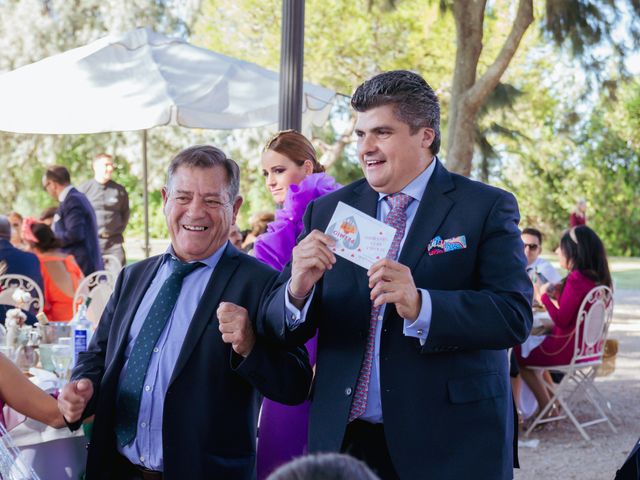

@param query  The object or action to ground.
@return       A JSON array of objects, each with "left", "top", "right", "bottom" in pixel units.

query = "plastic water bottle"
[{"left": 71, "top": 298, "right": 93, "bottom": 365}]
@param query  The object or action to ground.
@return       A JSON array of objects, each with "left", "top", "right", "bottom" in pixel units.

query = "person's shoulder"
[
  {"left": 312, "top": 177, "right": 368, "bottom": 208},
  {"left": 446, "top": 168, "right": 513, "bottom": 202},
  {"left": 77, "top": 179, "right": 93, "bottom": 193},
  {"left": 233, "top": 247, "right": 278, "bottom": 277}
]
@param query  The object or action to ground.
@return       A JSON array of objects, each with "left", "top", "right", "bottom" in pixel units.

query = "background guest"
[
  {"left": 242, "top": 210, "right": 275, "bottom": 252},
  {"left": 254, "top": 130, "right": 340, "bottom": 479},
  {"left": 569, "top": 198, "right": 587, "bottom": 227},
  {"left": 43, "top": 165, "right": 103, "bottom": 275},
  {"left": 516, "top": 225, "right": 612, "bottom": 416},
  {"left": 229, "top": 223, "right": 244, "bottom": 250},
  {"left": 7, "top": 211, "right": 27, "bottom": 249},
  {"left": 0, "top": 215, "right": 43, "bottom": 290},
  {"left": 39, "top": 206, "right": 58, "bottom": 226},
  {"left": 522, "top": 227, "right": 562, "bottom": 285},
  {"left": 22, "top": 218, "right": 84, "bottom": 322},
  {"left": 78, "top": 153, "right": 130, "bottom": 266}
]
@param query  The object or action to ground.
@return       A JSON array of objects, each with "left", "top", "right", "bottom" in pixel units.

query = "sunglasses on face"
[{"left": 524, "top": 243, "right": 539, "bottom": 251}]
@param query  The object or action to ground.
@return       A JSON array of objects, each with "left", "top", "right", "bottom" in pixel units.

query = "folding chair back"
[{"left": 0, "top": 274, "right": 44, "bottom": 315}]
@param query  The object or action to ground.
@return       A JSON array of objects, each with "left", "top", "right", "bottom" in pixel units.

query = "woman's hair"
[
  {"left": 559, "top": 225, "right": 612, "bottom": 288},
  {"left": 264, "top": 130, "right": 325, "bottom": 173},
  {"left": 266, "top": 453, "right": 379, "bottom": 480},
  {"left": 24, "top": 220, "right": 61, "bottom": 252},
  {"left": 250, "top": 211, "right": 275, "bottom": 236}
]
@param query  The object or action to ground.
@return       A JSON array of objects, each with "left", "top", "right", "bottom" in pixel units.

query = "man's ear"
[
  {"left": 421, "top": 128, "right": 435, "bottom": 150},
  {"left": 232, "top": 196, "right": 243, "bottom": 225}
]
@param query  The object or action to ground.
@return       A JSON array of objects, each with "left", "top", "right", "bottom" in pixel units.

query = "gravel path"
[{"left": 514, "top": 289, "right": 640, "bottom": 480}]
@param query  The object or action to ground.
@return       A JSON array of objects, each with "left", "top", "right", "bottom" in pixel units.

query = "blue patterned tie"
[{"left": 114, "top": 258, "right": 203, "bottom": 446}]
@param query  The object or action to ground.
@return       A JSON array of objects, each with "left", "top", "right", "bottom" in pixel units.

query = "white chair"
[
  {"left": 73, "top": 270, "right": 115, "bottom": 327},
  {"left": 525, "top": 285, "right": 616, "bottom": 441},
  {"left": 0, "top": 274, "right": 44, "bottom": 315},
  {"left": 102, "top": 254, "right": 123, "bottom": 276}
]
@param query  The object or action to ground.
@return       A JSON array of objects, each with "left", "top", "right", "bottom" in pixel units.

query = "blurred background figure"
[
  {"left": 266, "top": 453, "right": 379, "bottom": 480},
  {"left": 253, "top": 130, "right": 340, "bottom": 479},
  {"left": 43, "top": 165, "right": 103, "bottom": 275},
  {"left": 515, "top": 225, "right": 612, "bottom": 417},
  {"left": 522, "top": 227, "right": 562, "bottom": 286},
  {"left": 569, "top": 198, "right": 587, "bottom": 227},
  {"left": 228, "top": 223, "right": 244, "bottom": 250},
  {"left": 0, "top": 215, "right": 43, "bottom": 290},
  {"left": 39, "top": 206, "right": 58, "bottom": 226},
  {"left": 78, "top": 153, "right": 130, "bottom": 266},
  {"left": 8, "top": 211, "right": 27, "bottom": 249},
  {"left": 22, "top": 218, "right": 84, "bottom": 322},
  {"left": 241, "top": 211, "right": 274, "bottom": 253}
]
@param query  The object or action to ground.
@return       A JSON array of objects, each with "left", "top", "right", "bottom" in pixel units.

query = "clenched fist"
[
  {"left": 58, "top": 378, "right": 93, "bottom": 424},
  {"left": 218, "top": 302, "right": 255, "bottom": 357}
]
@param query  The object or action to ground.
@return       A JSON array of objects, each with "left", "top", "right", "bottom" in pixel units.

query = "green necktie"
[{"left": 114, "top": 258, "right": 203, "bottom": 447}]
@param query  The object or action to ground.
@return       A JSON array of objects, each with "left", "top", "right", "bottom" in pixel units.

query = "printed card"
[{"left": 324, "top": 201, "right": 396, "bottom": 270}]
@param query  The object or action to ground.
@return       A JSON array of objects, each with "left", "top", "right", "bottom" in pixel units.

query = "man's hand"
[
  {"left": 289, "top": 230, "right": 336, "bottom": 303},
  {"left": 368, "top": 258, "right": 421, "bottom": 321},
  {"left": 218, "top": 302, "right": 255, "bottom": 358},
  {"left": 58, "top": 378, "right": 93, "bottom": 424}
]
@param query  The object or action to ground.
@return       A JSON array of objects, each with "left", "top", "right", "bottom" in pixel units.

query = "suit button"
[
  {"left": 345, "top": 387, "right": 352, "bottom": 396},
  {"left": 383, "top": 328, "right": 388, "bottom": 334}
]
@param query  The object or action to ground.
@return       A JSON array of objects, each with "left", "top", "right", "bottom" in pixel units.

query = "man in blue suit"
[
  {"left": 261, "top": 71, "right": 533, "bottom": 479},
  {"left": 0, "top": 215, "right": 42, "bottom": 325},
  {"left": 43, "top": 165, "right": 103, "bottom": 275}
]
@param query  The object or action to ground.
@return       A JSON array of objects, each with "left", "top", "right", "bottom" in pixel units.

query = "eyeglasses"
[{"left": 523, "top": 243, "right": 539, "bottom": 251}]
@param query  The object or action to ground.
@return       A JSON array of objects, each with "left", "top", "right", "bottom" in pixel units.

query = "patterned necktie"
[
  {"left": 114, "top": 258, "right": 203, "bottom": 447},
  {"left": 349, "top": 192, "right": 413, "bottom": 422}
]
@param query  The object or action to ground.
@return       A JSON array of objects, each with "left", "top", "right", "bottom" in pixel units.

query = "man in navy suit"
[
  {"left": 43, "top": 165, "right": 103, "bottom": 275},
  {"left": 0, "top": 215, "right": 42, "bottom": 325},
  {"left": 261, "top": 71, "right": 533, "bottom": 479},
  {"left": 57, "top": 146, "right": 312, "bottom": 479}
]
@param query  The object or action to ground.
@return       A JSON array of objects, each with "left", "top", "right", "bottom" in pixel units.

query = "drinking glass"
[{"left": 51, "top": 344, "right": 73, "bottom": 388}]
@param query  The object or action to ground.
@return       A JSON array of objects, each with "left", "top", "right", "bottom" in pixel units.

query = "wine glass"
[{"left": 51, "top": 344, "right": 72, "bottom": 388}]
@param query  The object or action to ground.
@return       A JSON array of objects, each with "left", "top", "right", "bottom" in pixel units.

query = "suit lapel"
[
  {"left": 398, "top": 160, "right": 455, "bottom": 272},
  {"left": 169, "top": 245, "right": 240, "bottom": 385}
]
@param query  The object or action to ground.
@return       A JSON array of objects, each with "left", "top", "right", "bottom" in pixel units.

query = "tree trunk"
[
  {"left": 446, "top": 0, "right": 534, "bottom": 177},
  {"left": 317, "top": 114, "right": 357, "bottom": 170}
]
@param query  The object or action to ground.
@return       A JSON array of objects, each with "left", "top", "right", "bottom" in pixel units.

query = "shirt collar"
[
  {"left": 377, "top": 156, "right": 437, "bottom": 203},
  {"left": 58, "top": 185, "right": 74, "bottom": 202},
  {"left": 164, "top": 240, "right": 228, "bottom": 269}
]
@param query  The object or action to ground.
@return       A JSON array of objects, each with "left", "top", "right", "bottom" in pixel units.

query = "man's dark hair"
[
  {"left": 44, "top": 165, "right": 71, "bottom": 185},
  {"left": 267, "top": 453, "right": 379, "bottom": 480},
  {"left": 522, "top": 227, "right": 543, "bottom": 244},
  {"left": 166, "top": 145, "right": 240, "bottom": 200},
  {"left": 351, "top": 70, "right": 441, "bottom": 155}
]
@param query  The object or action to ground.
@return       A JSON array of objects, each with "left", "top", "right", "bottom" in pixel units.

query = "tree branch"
[{"left": 464, "top": 0, "right": 534, "bottom": 111}]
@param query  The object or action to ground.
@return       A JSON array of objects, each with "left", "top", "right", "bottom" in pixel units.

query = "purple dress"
[{"left": 254, "top": 173, "right": 340, "bottom": 479}]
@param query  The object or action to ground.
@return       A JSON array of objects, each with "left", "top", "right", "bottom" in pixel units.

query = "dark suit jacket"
[
  {"left": 72, "top": 245, "right": 312, "bottom": 480},
  {"left": 261, "top": 161, "right": 533, "bottom": 480},
  {"left": 54, "top": 187, "right": 103, "bottom": 275},
  {"left": 616, "top": 437, "right": 640, "bottom": 479}
]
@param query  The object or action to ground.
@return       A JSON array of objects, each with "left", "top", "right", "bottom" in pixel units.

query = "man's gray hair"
[
  {"left": 351, "top": 70, "right": 441, "bottom": 155},
  {"left": 166, "top": 145, "right": 240, "bottom": 200}
]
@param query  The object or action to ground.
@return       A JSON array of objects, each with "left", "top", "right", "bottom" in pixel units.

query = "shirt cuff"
[
  {"left": 403, "top": 289, "right": 432, "bottom": 346},
  {"left": 284, "top": 279, "right": 315, "bottom": 330}
]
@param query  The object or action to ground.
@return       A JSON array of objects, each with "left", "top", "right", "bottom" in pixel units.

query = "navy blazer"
[
  {"left": 54, "top": 187, "right": 103, "bottom": 275},
  {"left": 72, "top": 245, "right": 312, "bottom": 480},
  {"left": 261, "top": 161, "right": 533, "bottom": 480},
  {"left": 0, "top": 239, "right": 43, "bottom": 291}
]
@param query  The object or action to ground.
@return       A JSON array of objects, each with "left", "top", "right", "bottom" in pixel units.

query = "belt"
[{"left": 116, "top": 454, "right": 163, "bottom": 480}]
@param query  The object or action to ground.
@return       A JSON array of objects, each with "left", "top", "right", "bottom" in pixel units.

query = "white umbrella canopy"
[
  {"left": 0, "top": 27, "right": 336, "bottom": 257},
  {"left": 0, "top": 27, "right": 335, "bottom": 134}
]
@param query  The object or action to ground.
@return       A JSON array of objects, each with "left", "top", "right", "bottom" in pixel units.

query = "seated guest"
[
  {"left": 516, "top": 226, "right": 612, "bottom": 415},
  {"left": 0, "top": 215, "right": 43, "bottom": 325},
  {"left": 22, "top": 218, "right": 84, "bottom": 322},
  {"left": 7, "top": 211, "right": 27, "bottom": 249},
  {"left": 522, "top": 227, "right": 562, "bottom": 286},
  {"left": 0, "top": 352, "right": 65, "bottom": 428},
  {"left": 242, "top": 211, "right": 274, "bottom": 252}
]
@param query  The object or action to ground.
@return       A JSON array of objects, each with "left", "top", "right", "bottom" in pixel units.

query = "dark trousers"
[
  {"left": 341, "top": 420, "right": 400, "bottom": 480},
  {"left": 113, "top": 453, "right": 163, "bottom": 480}
]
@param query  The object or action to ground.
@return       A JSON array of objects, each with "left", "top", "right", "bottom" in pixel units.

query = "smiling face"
[
  {"left": 355, "top": 104, "right": 435, "bottom": 194},
  {"left": 162, "top": 165, "right": 242, "bottom": 262},
  {"left": 261, "top": 150, "right": 312, "bottom": 204}
]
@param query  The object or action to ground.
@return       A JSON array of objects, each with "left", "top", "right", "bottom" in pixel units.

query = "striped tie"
[{"left": 349, "top": 193, "right": 413, "bottom": 421}]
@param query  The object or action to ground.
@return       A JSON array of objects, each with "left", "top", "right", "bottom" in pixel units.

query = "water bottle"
[{"left": 71, "top": 298, "right": 93, "bottom": 365}]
